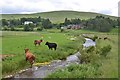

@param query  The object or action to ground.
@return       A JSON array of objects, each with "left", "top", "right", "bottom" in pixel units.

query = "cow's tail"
[{"left": 33, "top": 55, "right": 35, "bottom": 60}]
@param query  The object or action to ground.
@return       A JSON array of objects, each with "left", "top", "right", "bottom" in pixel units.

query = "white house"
[
  {"left": 65, "top": 24, "right": 81, "bottom": 29},
  {"left": 24, "top": 21, "right": 33, "bottom": 25}
]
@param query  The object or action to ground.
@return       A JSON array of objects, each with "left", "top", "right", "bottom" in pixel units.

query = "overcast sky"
[{"left": 0, "top": 0, "right": 119, "bottom": 16}]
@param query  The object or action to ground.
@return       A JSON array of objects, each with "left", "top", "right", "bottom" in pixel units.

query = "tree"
[
  {"left": 24, "top": 25, "right": 30, "bottom": 31},
  {"left": 117, "top": 18, "right": 120, "bottom": 27},
  {"left": 42, "top": 19, "right": 52, "bottom": 29},
  {"left": 36, "top": 22, "right": 43, "bottom": 31},
  {"left": 71, "top": 18, "right": 81, "bottom": 25},
  {"left": 10, "top": 26, "right": 15, "bottom": 31},
  {"left": 64, "top": 18, "right": 71, "bottom": 26},
  {"left": 52, "top": 24, "right": 60, "bottom": 29},
  {"left": 99, "top": 19, "right": 111, "bottom": 32},
  {"left": 24, "top": 23, "right": 34, "bottom": 31},
  {"left": 37, "top": 16, "right": 41, "bottom": 22},
  {"left": 3, "top": 26, "right": 9, "bottom": 31},
  {"left": 9, "top": 19, "right": 21, "bottom": 27},
  {"left": 84, "top": 16, "right": 113, "bottom": 32},
  {"left": 2, "top": 19, "right": 8, "bottom": 26},
  {"left": 37, "top": 27, "right": 43, "bottom": 31},
  {"left": 36, "top": 22, "right": 42, "bottom": 27},
  {"left": 21, "top": 18, "right": 27, "bottom": 24}
]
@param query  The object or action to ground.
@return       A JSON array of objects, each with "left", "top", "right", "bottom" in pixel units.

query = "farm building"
[
  {"left": 24, "top": 21, "right": 33, "bottom": 25},
  {"left": 66, "top": 24, "right": 81, "bottom": 29}
]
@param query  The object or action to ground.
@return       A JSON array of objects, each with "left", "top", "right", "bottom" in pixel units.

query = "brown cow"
[
  {"left": 24, "top": 48, "right": 35, "bottom": 68},
  {"left": 34, "top": 40, "right": 43, "bottom": 46}
]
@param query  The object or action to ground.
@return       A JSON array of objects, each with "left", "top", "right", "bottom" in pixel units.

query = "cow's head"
[
  {"left": 40, "top": 39, "right": 43, "bottom": 42},
  {"left": 45, "top": 42, "right": 49, "bottom": 45},
  {"left": 24, "top": 48, "right": 29, "bottom": 53}
]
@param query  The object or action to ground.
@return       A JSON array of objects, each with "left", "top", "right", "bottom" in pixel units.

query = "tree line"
[
  {"left": 1, "top": 15, "right": 118, "bottom": 32},
  {"left": 1, "top": 16, "right": 52, "bottom": 31},
  {"left": 59, "top": 16, "right": 118, "bottom": 32}
]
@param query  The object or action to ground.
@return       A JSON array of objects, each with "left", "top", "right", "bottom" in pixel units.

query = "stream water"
[{"left": 83, "top": 38, "right": 96, "bottom": 48}]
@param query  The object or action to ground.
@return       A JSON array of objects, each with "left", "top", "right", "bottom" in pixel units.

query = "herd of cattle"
[{"left": 25, "top": 40, "right": 57, "bottom": 68}]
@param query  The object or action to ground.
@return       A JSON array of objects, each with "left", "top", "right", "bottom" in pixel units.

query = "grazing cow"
[
  {"left": 104, "top": 37, "right": 108, "bottom": 40},
  {"left": 99, "top": 37, "right": 102, "bottom": 39},
  {"left": 34, "top": 40, "right": 43, "bottom": 46},
  {"left": 45, "top": 42, "right": 57, "bottom": 50},
  {"left": 24, "top": 48, "right": 35, "bottom": 68}
]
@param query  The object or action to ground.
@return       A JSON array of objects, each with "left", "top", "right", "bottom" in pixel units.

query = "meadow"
[
  {"left": 2, "top": 29, "right": 118, "bottom": 78},
  {"left": 2, "top": 29, "right": 84, "bottom": 77}
]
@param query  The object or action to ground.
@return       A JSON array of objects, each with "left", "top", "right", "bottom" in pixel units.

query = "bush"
[
  {"left": 92, "top": 35, "right": 98, "bottom": 41},
  {"left": 3, "top": 26, "right": 9, "bottom": 31},
  {"left": 47, "top": 64, "right": 101, "bottom": 78},
  {"left": 37, "top": 27, "right": 43, "bottom": 31},
  {"left": 86, "top": 46, "right": 95, "bottom": 53},
  {"left": 24, "top": 25, "right": 33, "bottom": 31},
  {"left": 80, "top": 46, "right": 100, "bottom": 64},
  {"left": 99, "top": 45, "right": 112, "bottom": 57},
  {"left": 61, "top": 29, "right": 64, "bottom": 32},
  {"left": 10, "top": 27, "right": 15, "bottom": 31},
  {"left": 80, "top": 52, "right": 90, "bottom": 63},
  {"left": 17, "top": 25, "right": 23, "bottom": 28}
]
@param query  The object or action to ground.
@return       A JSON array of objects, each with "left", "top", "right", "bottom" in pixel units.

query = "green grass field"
[
  {"left": 2, "top": 30, "right": 84, "bottom": 76},
  {"left": 1, "top": 10, "right": 117, "bottom": 23},
  {"left": 97, "top": 33, "right": 118, "bottom": 78},
  {"left": 2, "top": 29, "right": 118, "bottom": 78}
]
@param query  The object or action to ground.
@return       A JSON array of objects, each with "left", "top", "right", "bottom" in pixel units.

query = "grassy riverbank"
[
  {"left": 2, "top": 29, "right": 118, "bottom": 78},
  {"left": 47, "top": 31, "right": 118, "bottom": 78}
]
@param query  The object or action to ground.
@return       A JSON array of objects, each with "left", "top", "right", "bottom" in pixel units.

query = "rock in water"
[{"left": 66, "top": 52, "right": 80, "bottom": 63}]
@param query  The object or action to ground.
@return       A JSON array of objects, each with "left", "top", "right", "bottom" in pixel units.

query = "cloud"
[
  {"left": 99, "top": 10, "right": 112, "bottom": 15},
  {"left": 0, "top": 0, "right": 119, "bottom": 16}
]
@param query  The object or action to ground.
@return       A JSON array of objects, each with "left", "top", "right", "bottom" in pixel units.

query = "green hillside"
[{"left": 1, "top": 10, "right": 117, "bottom": 23}]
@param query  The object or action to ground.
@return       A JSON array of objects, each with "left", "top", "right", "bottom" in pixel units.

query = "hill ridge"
[{"left": 2, "top": 10, "right": 117, "bottom": 23}]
